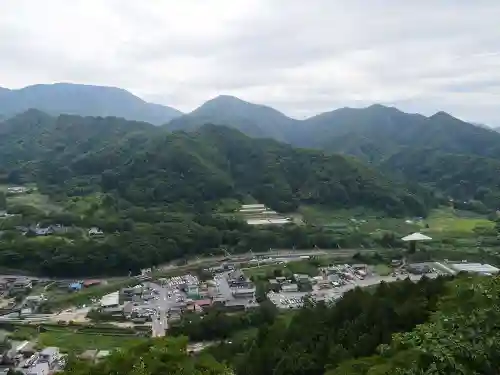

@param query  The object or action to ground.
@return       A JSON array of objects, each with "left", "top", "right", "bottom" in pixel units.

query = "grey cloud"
[{"left": 1, "top": 0, "right": 500, "bottom": 125}]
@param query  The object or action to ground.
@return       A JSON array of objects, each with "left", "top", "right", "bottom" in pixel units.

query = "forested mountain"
[
  {"left": 166, "top": 95, "right": 298, "bottom": 142},
  {"left": 166, "top": 97, "right": 500, "bottom": 210},
  {"left": 380, "top": 148, "right": 500, "bottom": 210},
  {"left": 0, "top": 110, "right": 159, "bottom": 183},
  {"left": 0, "top": 83, "right": 182, "bottom": 124},
  {"left": 297, "top": 105, "right": 500, "bottom": 159},
  {"left": 0, "top": 111, "right": 437, "bottom": 276},
  {"left": 0, "top": 111, "right": 430, "bottom": 216}
]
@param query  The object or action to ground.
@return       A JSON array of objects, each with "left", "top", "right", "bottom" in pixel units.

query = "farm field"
[
  {"left": 0, "top": 184, "right": 63, "bottom": 212},
  {"left": 299, "top": 205, "right": 495, "bottom": 238},
  {"left": 38, "top": 330, "right": 144, "bottom": 353},
  {"left": 421, "top": 207, "right": 494, "bottom": 235},
  {"left": 244, "top": 260, "right": 319, "bottom": 279}
]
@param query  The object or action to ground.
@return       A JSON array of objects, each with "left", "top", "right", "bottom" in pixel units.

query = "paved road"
[
  {"left": 149, "top": 282, "right": 175, "bottom": 337},
  {"left": 158, "top": 248, "right": 377, "bottom": 271}
]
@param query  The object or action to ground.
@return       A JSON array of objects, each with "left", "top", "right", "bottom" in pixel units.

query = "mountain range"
[
  {"left": 0, "top": 83, "right": 182, "bottom": 125},
  {"left": 0, "top": 110, "right": 430, "bottom": 216},
  {"left": 2, "top": 82, "right": 500, "bottom": 213}
]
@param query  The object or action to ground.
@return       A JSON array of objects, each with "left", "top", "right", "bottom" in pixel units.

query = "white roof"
[
  {"left": 247, "top": 218, "right": 291, "bottom": 225},
  {"left": 241, "top": 204, "right": 266, "bottom": 209},
  {"left": 450, "top": 263, "right": 500, "bottom": 273},
  {"left": 401, "top": 232, "right": 432, "bottom": 241},
  {"left": 100, "top": 291, "right": 120, "bottom": 307}
]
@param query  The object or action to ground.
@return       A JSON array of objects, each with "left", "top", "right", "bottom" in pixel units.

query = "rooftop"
[
  {"left": 40, "top": 346, "right": 59, "bottom": 356},
  {"left": 401, "top": 232, "right": 432, "bottom": 241},
  {"left": 100, "top": 291, "right": 120, "bottom": 307},
  {"left": 450, "top": 263, "right": 500, "bottom": 274}
]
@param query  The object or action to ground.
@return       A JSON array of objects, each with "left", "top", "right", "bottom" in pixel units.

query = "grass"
[
  {"left": 244, "top": 260, "right": 319, "bottom": 280},
  {"left": 421, "top": 207, "right": 494, "bottom": 235},
  {"left": 7, "top": 191, "right": 63, "bottom": 212},
  {"left": 373, "top": 264, "right": 392, "bottom": 276},
  {"left": 47, "top": 279, "right": 134, "bottom": 310},
  {"left": 300, "top": 205, "right": 495, "bottom": 239},
  {"left": 38, "top": 330, "right": 144, "bottom": 353},
  {"left": 299, "top": 205, "right": 420, "bottom": 235}
]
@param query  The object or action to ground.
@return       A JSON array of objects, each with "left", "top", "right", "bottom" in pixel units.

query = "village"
[{"left": 0, "top": 238, "right": 499, "bottom": 375}]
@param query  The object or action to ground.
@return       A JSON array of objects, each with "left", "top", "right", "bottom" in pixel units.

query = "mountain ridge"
[{"left": 0, "top": 83, "right": 183, "bottom": 125}]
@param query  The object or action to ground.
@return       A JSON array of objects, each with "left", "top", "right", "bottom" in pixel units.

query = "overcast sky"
[{"left": 2, "top": 0, "right": 500, "bottom": 124}]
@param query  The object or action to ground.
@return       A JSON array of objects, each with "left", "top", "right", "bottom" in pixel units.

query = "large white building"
[{"left": 450, "top": 263, "right": 500, "bottom": 275}]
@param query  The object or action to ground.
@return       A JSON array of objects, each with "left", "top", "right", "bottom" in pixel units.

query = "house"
[
  {"left": 69, "top": 282, "right": 82, "bottom": 291},
  {"left": 7, "top": 186, "right": 27, "bottom": 194},
  {"left": 232, "top": 285, "right": 256, "bottom": 299},
  {"left": 100, "top": 291, "right": 120, "bottom": 312},
  {"left": 282, "top": 284, "right": 299, "bottom": 293},
  {"left": 11, "top": 278, "right": 32, "bottom": 292},
  {"left": 83, "top": 279, "right": 101, "bottom": 288},
  {"left": 88, "top": 227, "right": 104, "bottom": 236},
  {"left": 39, "top": 347, "right": 60, "bottom": 367},
  {"left": 121, "top": 286, "right": 142, "bottom": 301}
]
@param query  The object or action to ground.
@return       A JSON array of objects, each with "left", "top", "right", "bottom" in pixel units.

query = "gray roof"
[{"left": 40, "top": 346, "right": 59, "bottom": 356}]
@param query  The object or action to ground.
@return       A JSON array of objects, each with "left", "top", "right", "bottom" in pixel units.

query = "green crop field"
[
  {"left": 299, "top": 205, "right": 494, "bottom": 239},
  {"left": 38, "top": 330, "right": 144, "bottom": 353},
  {"left": 47, "top": 279, "right": 133, "bottom": 310},
  {"left": 244, "top": 260, "right": 319, "bottom": 280},
  {"left": 421, "top": 208, "right": 494, "bottom": 235}
]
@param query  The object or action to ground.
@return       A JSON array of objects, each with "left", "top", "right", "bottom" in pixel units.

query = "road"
[
  {"left": 149, "top": 282, "right": 174, "bottom": 337},
  {"left": 158, "top": 248, "right": 377, "bottom": 271}
]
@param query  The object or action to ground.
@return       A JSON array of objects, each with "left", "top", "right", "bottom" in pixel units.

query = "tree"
[{"left": 62, "top": 337, "right": 231, "bottom": 375}]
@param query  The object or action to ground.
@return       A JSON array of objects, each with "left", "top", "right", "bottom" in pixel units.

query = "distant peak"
[
  {"left": 367, "top": 104, "right": 389, "bottom": 109},
  {"left": 210, "top": 95, "right": 246, "bottom": 103},
  {"left": 429, "top": 111, "right": 465, "bottom": 123},
  {"left": 431, "top": 111, "right": 453, "bottom": 119}
]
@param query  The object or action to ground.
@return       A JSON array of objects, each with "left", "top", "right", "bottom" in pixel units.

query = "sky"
[{"left": 1, "top": 0, "right": 500, "bottom": 125}]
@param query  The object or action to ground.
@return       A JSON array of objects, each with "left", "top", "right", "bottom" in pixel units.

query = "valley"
[{"left": 1, "top": 98, "right": 500, "bottom": 375}]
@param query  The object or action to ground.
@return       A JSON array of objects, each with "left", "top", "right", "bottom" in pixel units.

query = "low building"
[
  {"left": 294, "top": 274, "right": 310, "bottom": 282},
  {"left": 88, "top": 227, "right": 104, "bottom": 236},
  {"left": 11, "top": 278, "right": 32, "bottom": 292},
  {"left": 282, "top": 284, "right": 299, "bottom": 293},
  {"left": 39, "top": 347, "right": 59, "bottom": 367},
  {"left": 232, "top": 286, "right": 256, "bottom": 299},
  {"left": 83, "top": 279, "right": 101, "bottom": 288},
  {"left": 17, "top": 341, "right": 36, "bottom": 357},
  {"left": 69, "top": 282, "right": 82, "bottom": 291},
  {"left": 100, "top": 291, "right": 120, "bottom": 311},
  {"left": 407, "top": 264, "right": 431, "bottom": 275},
  {"left": 121, "top": 286, "right": 142, "bottom": 301},
  {"left": 449, "top": 262, "right": 500, "bottom": 275},
  {"left": 7, "top": 186, "right": 27, "bottom": 194}
]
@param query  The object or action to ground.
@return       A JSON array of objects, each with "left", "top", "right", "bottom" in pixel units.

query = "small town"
[{"left": 0, "top": 247, "right": 498, "bottom": 374}]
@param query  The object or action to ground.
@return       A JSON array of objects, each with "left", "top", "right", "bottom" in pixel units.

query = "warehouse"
[
  {"left": 100, "top": 291, "right": 120, "bottom": 311},
  {"left": 450, "top": 263, "right": 500, "bottom": 275}
]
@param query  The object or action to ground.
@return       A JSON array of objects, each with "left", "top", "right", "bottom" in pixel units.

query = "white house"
[{"left": 88, "top": 227, "right": 104, "bottom": 236}]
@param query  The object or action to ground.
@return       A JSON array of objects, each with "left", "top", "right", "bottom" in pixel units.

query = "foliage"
[
  {"left": 168, "top": 303, "right": 278, "bottom": 342},
  {"left": 0, "top": 111, "right": 431, "bottom": 216},
  {"left": 208, "top": 276, "right": 451, "bottom": 375},
  {"left": 62, "top": 336, "right": 232, "bottom": 375},
  {"left": 327, "top": 275, "right": 500, "bottom": 374}
]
